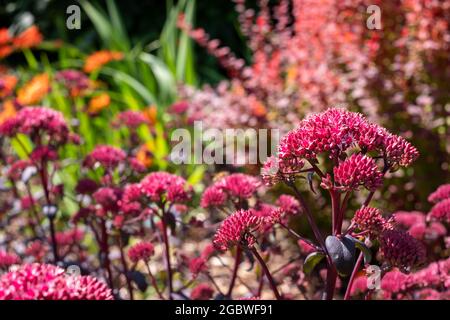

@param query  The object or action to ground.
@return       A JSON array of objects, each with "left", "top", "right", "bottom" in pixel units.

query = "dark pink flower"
[
  {"left": 30, "top": 146, "right": 58, "bottom": 162},
  {"left": 55, "top": 228, "right": 84, "bottom": 247},
  {"left": 427, "top": 198, "right": 450, "bottom": 223},
  {"left": 0, "top": 107, "right": 70, "bottom": 145},
  {"left": 169, "top": 101, "right": 189, "bottom": 114},
  {"left": 383, "top": 134, "right": 419, "bottom": 167},
  {"left": 128, "top": 242, "right": 155, "bottom": 263},
  {"left": 200, "top": 244, "right": 216, "bottom": 260},
  {"left": 278, "top": 109, "right": 368, "bottom": 160},
  {"left": 190, "top": 283, "right": 214, "bottom": 300},
  {"left": 7, "top": 160, "right": 31, "bottom": 180},
  {"left": 352, "top": 207, "right": 394, "bottom": 236},
  {"left": 25, "top": 241, "right": 48, "bottom": 262},
  {"left": 379, "top": 230, "right": 426, "bottom": 272},
  {"left": 406, "top": 258, "right": 450, "bottom": 290},
  {"left": 350, "top": 275, "right": 368, "bottom": 297},
  {"left": 213, "top": 209, "right": 262, "bottom": 251},
  {"left": 75, "top": 178, "right": 99, "bottom": 194},
  {"left": 55, "top": 69, "right": 89, "bottom": 94},
  {"left": 200, "top": 185, "right": 227, "bottom": 208},
  {"left": 93, "top": 187, "right": 121, "bottom": 212},
  {"left": 140, "top": 172, "right": 192, "bottom": 203},
  {"left": 334, "top": 154, "right": 383, "bottom": 191},
  {"left": 216, "top": 173, "right": 260, "bottom": 200},
  {"left": 276, "top": 195, "right": 301, "bottom": 216},
  {"left": 84, "top": 145, "right": 126, "bottom": 169},
  {"left": 189, "top": 257, "right": 207, "bottom": 278},
  {"left": 393, "top": 211, "right": 426, "bottom": 229},
  {"left": 0, "top": 263, "right": 113, "bottom": 300},
  {"left": 0, "top": 251, "right": 20, "bottom": 270},
  {"left": 381, "top": 269, "right": 409, "bottom": 299},
  {"left": 408, "top": 222, "right": 446, "bottom": 241},
  {"left": 114, "top": 111, "right": 147, "bottom": 128},
  {"left": 428, "top": 184, "right": 450, "bottom": 203}
]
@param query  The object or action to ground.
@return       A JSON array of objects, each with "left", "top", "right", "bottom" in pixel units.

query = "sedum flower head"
[
  {"left": 352, "top": 207, "right": 394, "bottom": 236},
  {"left": 334, "top": 154, "right": 383, "bottom": 191},
  {"left": 427, "top": 198, "right": 450, "bottom": 223},
  {"left": 140, "top": 172, "right": 192, "bottom": 203},
  {"left": 0, "top": 263, "right": 112, "bottom": 300},
  {"left": 84, "top": 145, "right": 126, "bottom": 169},
  {"left": 213, "top": 209, "right": 262, "bottom": 251},
  {"left": 200, "top": 185, "right": 227, "bottom": 208},
  {"left": 0, "top": 107, "right": 69, "bottom": 145},
  {"left": 428, "top": 184, "right": 450, "bottom": 203},
  {"left": 128, "top": 242, "right": 155, "bottom": 263},
  {"left": 379, "top": 230, "right": 426, "bottom": 272}
]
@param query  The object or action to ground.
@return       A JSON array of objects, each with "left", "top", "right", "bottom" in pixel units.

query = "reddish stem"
[
  {"left": 145, "top": 263, "right": 165, "bottom": 300},
  {"left": 344, "top": 252, "right": 364, "bottom": 300},
  {"left": 250, "top": 247, "right": 282, "bottom": 300},
  {"left": 100, "top": 219, "right": 115, "bottom": 291},
  {"left": 227, "top": 246, "right": 242, "bottom": 298},
  {"left": 118, "top": 231, "right": 134, "bottom": 300},
  {"left": 160, "top": 215, "right": 173, "bottom": 300}
]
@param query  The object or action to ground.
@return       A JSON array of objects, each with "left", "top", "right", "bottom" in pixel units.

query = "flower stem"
[
  {"left": 250, "top": 247, "right": 281, "bottom": 300},
  {"left": 227, "top": 246, "right": 242, "bottom": 298},
  {"left": 160, "top": 214, "right": 173, "bottom": 300},
  {"left": 145, "top": 263, "right": 165, "bottom": 300},
  {"left": 118, "top": 231, "right": 134, "bottom": 300},
  {"left": 100, "top": 219, "right": 114, "bottom": 291},
  {"left": 278, "top": 222, "right": 320, "bottom": 251},
  {"left": 344, "top": 251, "right": 364, "bottom": 300}
]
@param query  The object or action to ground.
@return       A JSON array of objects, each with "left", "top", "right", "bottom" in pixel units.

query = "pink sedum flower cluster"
[
  {"left": 379, "top": 229, "right": 426, "bottom": 272},
  {"left": 201, "top": 173, "right": 260, "bottom": 208},
  {"left": 333, "top": 154, "right": 383, "bottom": 191},
  {"left": 84, "top": 145, "right": 127, "bottom": 169},
  {"left": 128, "top": 241, "right": 155, "bottom": 263},
  {"left": 351, "top": 207, "right": 394, "bottom": 237},
  {"left": 0, "top": 106, "right": 72, "bottom": 145},
  {"left": 0, "top": 263, "right": 113, "bottom": 300},
  {"left": 213, "top": 209, "right": 262, "bottom": 251}
]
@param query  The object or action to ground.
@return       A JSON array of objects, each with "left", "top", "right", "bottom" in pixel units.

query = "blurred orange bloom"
[
  {"left": 0, "top": 28, "right": 13, "bottom": 59},
  {"left": 84, "top": 50, "right": 124, "bottom": 73},
  {"left": 0, "top": 29, "right": 10, "bottom": 45},
  {"left": 0, "top": 100, "right": 16, "bottom": 125},
  {"left": 88, "top": 93, "right": 110, "bottom": 114},
  {"left": 12, "top": 26, "right": 43, "bottom": 49},
  {"left": 142, "top": 105, "right": 157, "bottom": 125},
  {"left": 136, "top": 143, "right": 153, "bottom": 168},
  {"left": 250, "top": 98, "right": 267, "bottom": 117},
  {"left": 17, "top": 73, "right": 50, "bottom": 105},
  {"left": 0, "top": 74, "right": 18, "bottom": 98}
]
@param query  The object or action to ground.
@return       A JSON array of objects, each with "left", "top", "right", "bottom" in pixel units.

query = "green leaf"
[
  {"left": 139, "top": 53, "right": 176, "bottom": 105},
  {"left": 352, "top": 238, "right": 372, "bottom": 264},
  {"left": 303, "top": 251, "right": 326, "bottom": 274}
]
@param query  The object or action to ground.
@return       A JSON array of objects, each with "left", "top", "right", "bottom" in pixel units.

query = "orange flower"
[
  {"left": 0, "top": 46, "right": 13, "bottom": 59},
  {"left": 0, "top": 99, "right": 16, "bottom": 125},
  {"left": 83, "top": 50, "right": 124, "bottom": 73},
  {"left": 17, "top": 73, "right": 50, "bottom": 105},
  {"left": 0, "top": 28, "right": 10, "bottom": 45},
  {"left": 0, "top": 74, "right": 18, "bottom": 98},
  {"left": 12, "top": 26, "right": 43, "bottom": 49},
  {"left": 249, "top": 98, "right": 267, "bottom": 117},
  {"left": 0, "top": 29, "right": 13, "bottom": 59},
  {"left": 88, "top": 93, "right": 110, "bottom": 114},
  {"left": 136, "top": 143, "right": 153, "bottom": 168},
  {"left": 142, "top": 105, "right": 157, "bottom": 125}
]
